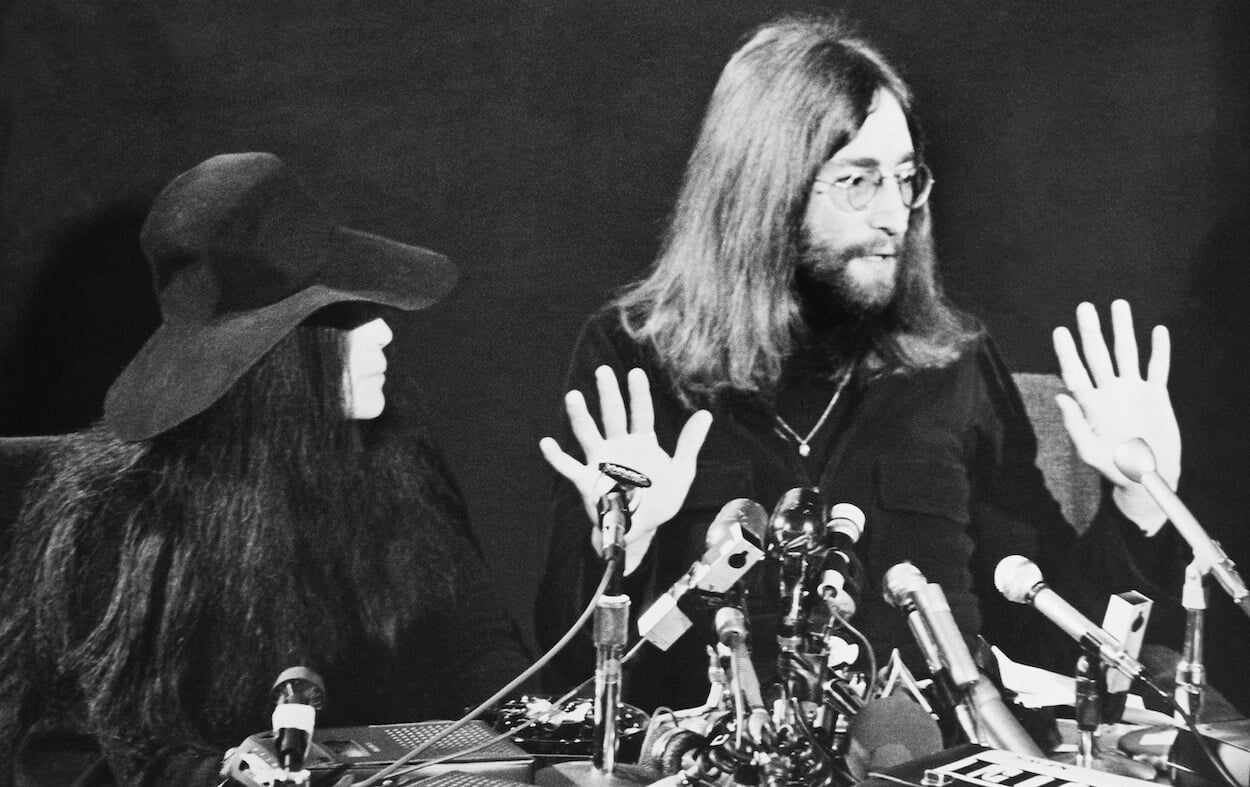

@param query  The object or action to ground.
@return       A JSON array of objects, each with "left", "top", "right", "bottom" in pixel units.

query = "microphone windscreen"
[
  {"left": 1112, "top": 438, "right": 1157, "bottom": 483},
  {"left": 883, "top": 561, "right": 926, "bottom": 608},
  {"left": 994, "top": 555, "right": 1043, "bottom": 603},
  {"left": 845, "top": 695, "right": 943, "bottom": 780}
]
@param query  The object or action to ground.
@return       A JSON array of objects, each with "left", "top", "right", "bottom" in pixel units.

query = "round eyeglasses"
[{"left": 812, "top": 163, "right": 934, "bottom": 211}]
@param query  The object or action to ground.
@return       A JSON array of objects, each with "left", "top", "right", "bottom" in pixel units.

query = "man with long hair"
[
  {"left": 535, "top": 15, "right": 1182, "bottom": 713},
  {"left": 0, "top": 153, "right": 530, "bottom": 784}
]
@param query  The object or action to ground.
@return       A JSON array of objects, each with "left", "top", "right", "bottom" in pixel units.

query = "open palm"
[
  {"left": 540, "top": 366, "right": 712, "bottom": 574},
  {"left": 1053, "top": 300, "right": 1180, "bottom": 532}
]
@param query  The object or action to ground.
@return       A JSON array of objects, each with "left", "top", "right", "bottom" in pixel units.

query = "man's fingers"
[
  {"left": 565, "top": 390, "right": 604, "bottom": 450},
  {"left": 596, "top": 366, "right": 628, "bottom": 437},
  {"left": 1054, "top": 394, "right": 1097, "bottom": 465},
  {"left": 1075, "top": 301, "right": 1116, "bottom": 385},
  {"left": 1110, "top": 299, "right": 1141, "bottom": 380},
  {"left": 673, "top": 409, "right": 713, "bottom": 470},
  {"left": 1053, "top": 326, "right": 1093, "bottom": 397},
  {"left": 1146, "top": 325, "right": 1171, "bottom": 385},
  {"left": 627, "top": 368, "right": 655, "bottom": 434},
  {"left": 539, "top": 437, "right": 589, "bottom": 484},
  {"left": 1056, "top": 394, "right": 1130, "bottom": 486}
]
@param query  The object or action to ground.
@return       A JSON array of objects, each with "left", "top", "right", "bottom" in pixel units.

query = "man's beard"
[{"left": 796, "top": 229, "right": 902, "bottom": 318}]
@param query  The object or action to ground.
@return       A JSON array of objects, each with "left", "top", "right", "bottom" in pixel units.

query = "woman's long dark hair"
[
  {"left": 616, "top": 14, "right": 974, "bottom": 405},
  {"left": 0, "top": 320, "right": 462, "bottom": 759}
]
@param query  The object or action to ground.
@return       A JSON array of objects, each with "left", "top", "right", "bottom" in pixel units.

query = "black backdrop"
[{"left": 3, "top": 0, "right": 1249, "bottom": 711}]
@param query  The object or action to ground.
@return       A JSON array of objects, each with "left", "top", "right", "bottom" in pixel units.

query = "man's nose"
[{"left": 867, "top": 179, "right": 911, "bottom": 236}]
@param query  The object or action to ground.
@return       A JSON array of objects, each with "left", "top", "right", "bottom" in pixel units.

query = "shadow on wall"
[{"left": 0, "top": 200, "right": 159, "bottom": 436}]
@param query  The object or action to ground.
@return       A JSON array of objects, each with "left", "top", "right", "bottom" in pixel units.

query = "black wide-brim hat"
[{"left": 104, "top": 152, "right": 458, "bottom": 441}]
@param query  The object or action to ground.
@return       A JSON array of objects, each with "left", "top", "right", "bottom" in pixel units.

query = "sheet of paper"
[{"left": 991, "top": 646, "right": 1177, "bottom": 727}]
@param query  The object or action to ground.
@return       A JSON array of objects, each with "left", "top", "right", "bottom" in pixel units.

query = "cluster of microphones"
[
  {"left": 632, "top": 486, "right": 1053, "bottom": 785},
  {"left": 630, "top": 438, "right": 1250, "bottom": 786},
  {"left": 224, "top": 438, "right": 1250, "bottom": 787}
]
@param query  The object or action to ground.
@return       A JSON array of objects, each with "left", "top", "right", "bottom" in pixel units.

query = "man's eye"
[{"left": 837, "top": 173, "right": 871, "bottom": 188}]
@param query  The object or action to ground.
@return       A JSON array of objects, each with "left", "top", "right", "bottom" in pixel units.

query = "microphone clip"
[{"left": 595, "top": 462, "right": 651, "bottom": 567}]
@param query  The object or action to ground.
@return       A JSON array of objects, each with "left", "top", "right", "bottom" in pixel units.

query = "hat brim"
[{"left": 104, "top": 226, "right": 457, "bottom": 441}]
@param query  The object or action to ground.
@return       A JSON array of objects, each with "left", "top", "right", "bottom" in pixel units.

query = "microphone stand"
[
  {"left": 1175, "top": 560, "right": 1207, "bottom": 721},
  {"left": 1115, "top": 438, "right": 1250, "bottom": 621},
  {"left": 542, "top": 466, "right": 654, "bottom": 787},
  {"left": 1053, "top": 655, "right": 1156, "bottom": 780},
  {"left": 593, "top": 484, "right": 631, "bottom": 776},
  {"left": 1118, "top": 561, "right": 1208, "bottom": 780}
]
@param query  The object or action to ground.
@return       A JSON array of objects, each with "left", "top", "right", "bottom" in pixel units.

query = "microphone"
[
  {"left": 994, "top": 555, "right": 1146, "bottom": 682},
  {"left": 770, "top": 488, "right": 825, "bottom": 634},
  {"left": 637, "top": 499, "right": 767, "bottom": 650},
  {"left": 825, "top": 502, "right": 865, "bottom": 555},
  {"left": 816, "top": 503, "right": 866, "bottom": 618},
  {"left": 695, "top": 499, "right": 769, "bottom": 593},
  {"left": 715, "top": 607, "right": 760, "bottom": 706},
  {"left": 594, "top": 462, "right": 651, "bottom": 569},
  {"left": 964, "top": 671, "right": 1045, "bottom": 757},
  {"left": 1115, "top": 438, "right": 1250, "bottom": 619},
  {"left": 271, "top": 667, "right": 326, "bottom": 775},
  {"left": 884, "top": 562, "right": 1044, "bottom": 756},
  {"left": 715, "top": 607, "right": 771, "bottom": 744},
  {"left": 768, "top": 487, "right": 826, "bottom": 550},
  {"left": 883, "top": 563, "right": 979, "bottom": 688}
]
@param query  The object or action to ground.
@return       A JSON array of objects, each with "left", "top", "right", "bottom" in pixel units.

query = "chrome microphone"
[
  {"left": 886, "top": 562, "right": 1044, "bottom": 756},
  {"left": 1114, "top": 438, "right": 1250, "bottom": 619},
  {"left": 884, "top": 562, "right": 979, "bottom": 688},
  {"left": 768, "top": 487, "right": 826, "bottom": 551},
  {"left": 770, "top": 488, "right": 825, "bottom": 632},
  {"left": 715, "top": 607, "right": 771, "bottom": 746},
  {"left": 994, "top": 555, "right": 1147, "bottom": 682}
]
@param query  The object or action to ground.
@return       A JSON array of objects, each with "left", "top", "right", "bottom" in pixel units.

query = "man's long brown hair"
[
  {"left": 616, "top": 15, "right": 974, "bottom": 404},
  {"left": 0, "top": 322, "right": 463, "bottom": 760}
]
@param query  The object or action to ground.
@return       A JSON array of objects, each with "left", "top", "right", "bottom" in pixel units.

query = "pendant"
[{"left": 798, "top": 443, "right": 811, "bottom": 457}]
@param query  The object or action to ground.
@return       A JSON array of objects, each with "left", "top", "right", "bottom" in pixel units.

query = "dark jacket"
[{"left": 536, "top": 308, "right": 1183, "bottom": 713}]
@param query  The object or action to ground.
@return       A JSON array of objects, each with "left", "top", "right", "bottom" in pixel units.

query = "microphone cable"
[
  {"left": 1090, "top": 662, "right": 1241, "bottom": 787},
  {"left": 823, "top": 605, "right": 878, "bottom": 700},
  {"left": 388, "top": 675, "right": 594, "bottom": 786},
  {"left": 1161, "top": 680, "right": 1242, "bottom": 787},
  {"left": 388, "top": 638, "right": 652, "bottom": 786},
  {"left": 355, "top": 557, "right": 619, "bottom": 787}
]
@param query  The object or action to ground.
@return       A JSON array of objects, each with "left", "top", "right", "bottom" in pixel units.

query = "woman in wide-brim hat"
[
  {"left": 105, "top": 150, "right": 459, "bottom": 441},
  {"left": 0, "top": 153, "right": 530, "bottom": 786}
]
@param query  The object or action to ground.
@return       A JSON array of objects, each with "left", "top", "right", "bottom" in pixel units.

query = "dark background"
[{"left": 3, "top": 1, "right": 1248, "bottom": 712}]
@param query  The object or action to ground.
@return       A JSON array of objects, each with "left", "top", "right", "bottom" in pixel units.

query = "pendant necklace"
[{"left": 774, "top": 371, "right": 852, "bottom": 458}]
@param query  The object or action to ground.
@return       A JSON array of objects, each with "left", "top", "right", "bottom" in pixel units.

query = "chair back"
[{"left": 1012, "top": 373, "right": 1101, "bottom": 533}]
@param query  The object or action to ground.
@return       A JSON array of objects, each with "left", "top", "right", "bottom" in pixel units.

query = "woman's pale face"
[{"left": 342, "top": 317, "right": 393, "bottom": 419}]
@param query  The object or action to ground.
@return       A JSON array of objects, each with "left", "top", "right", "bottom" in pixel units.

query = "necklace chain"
[{"left": 774, "top": 372, "right": 852, "bottom": 458}]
